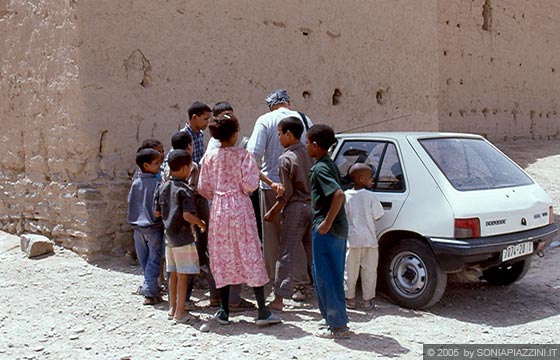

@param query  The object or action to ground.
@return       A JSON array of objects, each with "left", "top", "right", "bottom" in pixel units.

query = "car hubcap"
[{"left": 390, "top": 251, "right": 427, "bottom": 298}]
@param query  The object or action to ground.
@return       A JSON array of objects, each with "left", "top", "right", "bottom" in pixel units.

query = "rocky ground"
[{"left": 1, "top": 139, "right": 559, "bottom": 360}]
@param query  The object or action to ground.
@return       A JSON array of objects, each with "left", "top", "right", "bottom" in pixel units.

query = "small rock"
[
  {"left": 199, "top": 323, "right": 210, "bottom": 333},
  {"left": 69, "top": 335, "right": 79, "bottom": 340},
  {"left": 20, "top": 234, "right": 54, "bottom": 258},
  {"left": 74, "top": 328, "right": 85, "bottom": 334},
  {"left": 33, "top": 347, "right": 44, "bottom": 352}
]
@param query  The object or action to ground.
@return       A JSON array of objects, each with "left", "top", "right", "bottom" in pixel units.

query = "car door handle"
[{"left": 381, "top": 202, "right": 392, "bottom": 210}]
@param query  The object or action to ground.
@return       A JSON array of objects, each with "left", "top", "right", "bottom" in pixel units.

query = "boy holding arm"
[
  {"left": 265, "top": 117, "right": 313, "bottom": 311},
  {"left": 306, "top": 124, "right": 350, "bottom": 339},
  {"left": 154, "top": 150, "right": 206, "bottom": 324}
]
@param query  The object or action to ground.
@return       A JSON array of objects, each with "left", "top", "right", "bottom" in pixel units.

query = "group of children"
[{"left": 127, "top": 97, "right": 384, "bottom": 338}]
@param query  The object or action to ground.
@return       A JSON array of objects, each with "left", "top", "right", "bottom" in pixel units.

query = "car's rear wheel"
[
  {"left": 482, "top": 257, "right": 532, "bottom": 286},
  {"left": 380, "top": 239, "right": 447, "bottom": 309}
]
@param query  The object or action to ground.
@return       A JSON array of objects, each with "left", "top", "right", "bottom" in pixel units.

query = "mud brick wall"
[
  {"left": 2, "top": 0, "right": 559, "bottom": 257},
  {"left": 438, "top": 0, "right": 560, "bottom": 141}
]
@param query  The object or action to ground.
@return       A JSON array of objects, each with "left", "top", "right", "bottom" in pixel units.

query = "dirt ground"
[{"left": 1, "top": 139, "right": 559, "bottom": 360}]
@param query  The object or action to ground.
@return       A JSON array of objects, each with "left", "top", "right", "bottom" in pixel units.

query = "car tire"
[
  {"left": 481, "top": 257, "right": 532, "bottom": 286},
  {"left": 380, "top": 238, "right": 447, "bottom": 309}
]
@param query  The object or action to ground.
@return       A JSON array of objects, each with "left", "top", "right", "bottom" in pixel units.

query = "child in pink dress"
[{"left": 198, "top": 113, "right": 281, "bottom": 326}]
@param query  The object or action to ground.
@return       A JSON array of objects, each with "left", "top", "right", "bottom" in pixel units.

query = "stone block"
[{"left": 20, "top": 233, "right": 54, "bottom": 258}]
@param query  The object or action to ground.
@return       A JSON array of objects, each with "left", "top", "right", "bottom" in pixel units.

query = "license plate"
[{"left": 502, "top": 242, "right": 533, "bottom": 261}]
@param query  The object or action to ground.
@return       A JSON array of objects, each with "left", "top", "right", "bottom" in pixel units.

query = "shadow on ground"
[{"left": 427, "top": 247, "right": 560, "bottom": 327}]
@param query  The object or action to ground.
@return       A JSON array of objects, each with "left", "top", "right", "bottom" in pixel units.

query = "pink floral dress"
[{"left": 198, "top": 147, "right": 269, "bottom": 289}]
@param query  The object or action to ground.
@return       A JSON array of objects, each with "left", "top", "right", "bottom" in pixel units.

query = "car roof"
[{"left": 335, "top": 131, "right": 484, "bottom": 141}]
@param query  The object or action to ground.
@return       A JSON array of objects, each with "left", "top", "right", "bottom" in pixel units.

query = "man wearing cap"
[{"left": 247, "top": 89, "right": 313, "bottom": 302}]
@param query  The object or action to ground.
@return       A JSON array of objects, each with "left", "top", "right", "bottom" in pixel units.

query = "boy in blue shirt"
[
  {"left": 127, "top": 148, "right": 164, "bottom": 305},
  {"left": 306, "top": 124, "right": 350, "bottom": 339}
]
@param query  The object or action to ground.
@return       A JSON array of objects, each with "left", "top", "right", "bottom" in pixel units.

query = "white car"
[{"left": 331, "top": 132, "right": 558, "bottom": 309}]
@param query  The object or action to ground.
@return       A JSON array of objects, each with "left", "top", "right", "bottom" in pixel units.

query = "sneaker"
[
  {"left": 346, "top": 298, "right": 356, "bottom": 309},
  {"left": 255, "top": 312, "right": 282, "bottom": 326},
  {"left": 317, "top": 319, "right": 329, "bottom": 329},
  {"left": 316, "top": 326, "right": 352, "bottom": 339},
  {"left": 214, "top": 310, "right": 230, "bottom": 325},
  {"left": 363, "top": 299, "right": 376, "bottom": 311},
  {"left": 292, "top": 286, "right": 306, "bottom": 302}
]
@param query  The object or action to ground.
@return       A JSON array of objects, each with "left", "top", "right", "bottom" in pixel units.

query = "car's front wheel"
[
  {"left": 482, "top": 257, "right": 532, "bottom": 286},
  {"left": 380, "top": 239, "right": 447, "bottom": 309}
]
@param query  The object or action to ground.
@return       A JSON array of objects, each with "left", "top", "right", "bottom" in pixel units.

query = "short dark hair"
[
  {"left": 212, "top": 101, "right": 234, "bottom": 116},
  {"left": 135, "top": 148, "right": 160, "bottom": 170},
  {"left": 137, "top": 138, "right": 162, "bottom": 152},
  {"left": 208, "top": 113, "right": 240, "bottom": 142},
  {"left": 188, "top": 101, "right": 211, "bottom": 119},
  {"left": 171, "top": 131, "right": 192, "bottom": 150},
  {"left": 306, "top": 124, "right": 336, "bottom": 150},
  {"left": 278, "top": 117, "right": 304, "bottom": 139},
  {"left": 167, "top": 149, "right": 192, "bottom": 172},
  {"left": 348, "top": 163, "right": 373, "bottom": 182}
]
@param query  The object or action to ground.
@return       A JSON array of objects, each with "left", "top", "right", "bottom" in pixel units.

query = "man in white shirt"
[{"left": 247, "top": 89, "right": 313, "bottom": 301}]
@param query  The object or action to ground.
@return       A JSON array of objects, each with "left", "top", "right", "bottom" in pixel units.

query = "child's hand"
[
  {"left": 271, "top": 182, "right": 285, "bottom": 197},
  {"left": 317, "top": 220, "right": 331, "bottom": 235},
  {"left": 199, "top": 220, "right": 207, "bottom": 233}
]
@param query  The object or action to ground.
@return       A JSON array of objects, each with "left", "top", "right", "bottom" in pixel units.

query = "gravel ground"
[{"left": 1, "top": 139, "right": 559, "bottom": 360}]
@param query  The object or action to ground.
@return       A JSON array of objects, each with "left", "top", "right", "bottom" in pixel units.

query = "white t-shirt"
[{"left": 344, "top": 188, "right": 384, "bottom": 248}]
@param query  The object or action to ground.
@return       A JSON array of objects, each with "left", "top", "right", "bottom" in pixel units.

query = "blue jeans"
[
  {"left": 312, "top": 228, "right": 348, "bottom": 330},
  {"left": 134, "top": 228, "right": 163, "bottom": 297}
]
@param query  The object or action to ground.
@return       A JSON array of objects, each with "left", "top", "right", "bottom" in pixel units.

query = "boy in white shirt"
[{"left": 344, "top": 163, "right": 384, "bottom": 311}]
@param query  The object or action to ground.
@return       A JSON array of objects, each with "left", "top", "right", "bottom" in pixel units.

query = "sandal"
[
  {"left": 209, "top": 298, "right": 221, "bottom": 308},
  {"left": 143, "top": 296, "right": 162, "bottom": 306},
  {"left": 229, "top": 298, "right": 256, "bottom": 312}
]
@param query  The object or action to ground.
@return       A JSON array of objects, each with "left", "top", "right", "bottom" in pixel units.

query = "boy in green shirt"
[{"left": 306, "top": 124, "right": 350, "bottom": 339}]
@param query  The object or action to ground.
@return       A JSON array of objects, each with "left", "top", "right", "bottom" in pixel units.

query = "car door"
[{"left": 332, "top": 138, "right": 408, "bottom": 234}]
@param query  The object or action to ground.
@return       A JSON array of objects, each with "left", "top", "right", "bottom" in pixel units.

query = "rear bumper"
[{"left": 428, "top": 223, "right": 558, "bottom": 272}]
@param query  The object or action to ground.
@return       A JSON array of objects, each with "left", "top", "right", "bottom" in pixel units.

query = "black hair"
[
  {"left": 278, "top": 116, "right": 304, "bottom": 139},
  {"left": 212, "top": 101, "right": 234, "bottom": 116},
  {"left": 306, "top": 124, "right": 336, "bottom": 150},
  {"left": 135, "top": 148, "right": 161, "bottom": 170},
  {"left": 188, "top": 101, "right": 211, "bottom": 119},
  {"left": 208, "top": 113, "right": 240, "bottom": 142},
  {"left": 348, "top": 163, "right": 373, "bottom": 182},
  {"left": 171, "top": 131, "right": 193, "bottom": 150},
  {"left": 167, "top": 149, "right": 192, "bottom": 172},
  {"left": 137, "top": 138, "right": 162, "bottom": 152}
]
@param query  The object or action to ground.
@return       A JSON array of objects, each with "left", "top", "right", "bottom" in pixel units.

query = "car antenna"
[{"left": 337, "top": 114, "right": 412, "bottom": 134}]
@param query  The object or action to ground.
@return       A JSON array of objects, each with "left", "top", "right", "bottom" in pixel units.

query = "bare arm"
[
  {"left": 317, "top": 189, "right": 345, "bottom": 235},
  {"left": 183, "top": 212, "right": 207, "bottom": 233},
  {"left": 264, "top": 199, "right": 284, "bottom": 222},
  {"left": 259, "top": 171, "right": 285, "bottom": 197}
]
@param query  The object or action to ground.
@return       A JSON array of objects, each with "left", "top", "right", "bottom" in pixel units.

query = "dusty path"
[{"left": 1, "top": 139, "right": 559, "bottom": 360}]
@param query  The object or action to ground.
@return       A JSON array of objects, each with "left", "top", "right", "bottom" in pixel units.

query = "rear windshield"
[{"left": 419, "top": 138, "right": 533, "bottom": 191}]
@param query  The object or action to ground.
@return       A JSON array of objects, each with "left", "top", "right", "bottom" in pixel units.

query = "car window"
[
  {"left": 419, "top": 137, "right": 533, "bottom": 191},
  {"left": 334, "top": 140, "right": 405, "bottom": 192}
]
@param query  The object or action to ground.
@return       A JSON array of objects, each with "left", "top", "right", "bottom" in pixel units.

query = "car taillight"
[
  {"left": 454, "top": 218, "right": 480, "bottom": 238},
  {"left": 550, "top": 206, "right": 554, "bottom": 224}
]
